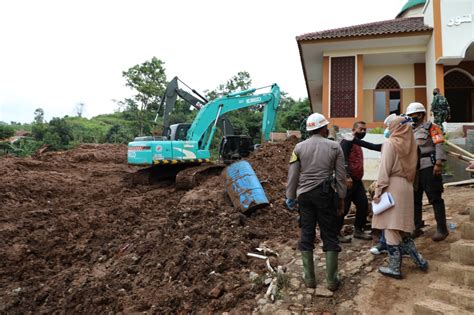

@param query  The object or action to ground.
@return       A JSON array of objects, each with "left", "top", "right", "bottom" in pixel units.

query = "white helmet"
[
  {"left": 306, "top": 113, "right": 329, "bottom": 131},
  {"left": 406, "top": 102, "right": 426, "bottom": 115}
]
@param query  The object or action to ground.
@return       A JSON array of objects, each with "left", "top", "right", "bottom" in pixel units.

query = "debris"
[
  {"left": 247, "top": 253, "right": 268, "bottom": 260},
  {"left": 443, "top": 179, "right": 474, "bottom": 188}
]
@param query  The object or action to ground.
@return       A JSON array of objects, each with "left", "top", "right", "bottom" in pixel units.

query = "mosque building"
[{"left": 297, "top": 0, "right": 474, "bottom": 128}]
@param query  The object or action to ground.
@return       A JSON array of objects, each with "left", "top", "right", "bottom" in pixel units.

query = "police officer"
[
  {"left": 285, "top": 113, "right": 347, "bottom": 290},
  {"left": 406, "top": 102, "right": 449, "bottom": 241}
]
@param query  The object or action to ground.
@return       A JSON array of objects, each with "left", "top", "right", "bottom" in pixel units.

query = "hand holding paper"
[{"left": 372, "top": 192, "right": 395, "bottom": 215}]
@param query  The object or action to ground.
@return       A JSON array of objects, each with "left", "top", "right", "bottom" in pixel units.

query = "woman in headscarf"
[{"left": 372, "top": 115, "right": 428, "bottom": 279}]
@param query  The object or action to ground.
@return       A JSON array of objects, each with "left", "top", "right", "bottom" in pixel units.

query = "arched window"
[
  {"left": 374, "top": 75, "right": 402, "bottom": 121},
  {"left": 445, "top": 71, "right": 473, "bottom": 88}
]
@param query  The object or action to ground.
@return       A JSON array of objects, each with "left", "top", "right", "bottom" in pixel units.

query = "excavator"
[{"left": 127, "top": 81, "right": 281, "bottom": 188}]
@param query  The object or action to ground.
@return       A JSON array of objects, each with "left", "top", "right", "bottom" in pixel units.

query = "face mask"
[
  {"left": 354, "top": 132, "right": 366, "bottom": 140},
  {"left": 384, "top": 128, "right": 390, "bottom": 138},
  {"left": 411, "top": 116, "right": 419, "bottom": 124},
  {"left": 433, "top": 91, "right": 438, "bottom": 96}
]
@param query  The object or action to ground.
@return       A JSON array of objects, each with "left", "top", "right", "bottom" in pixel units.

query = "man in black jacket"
[{"left": 337, "top": 121, "right": 382, "bottom": 242}]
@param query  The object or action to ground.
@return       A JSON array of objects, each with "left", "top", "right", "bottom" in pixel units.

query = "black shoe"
[
  {"left": 411, "top": 228, "right": 424, "bottom": 239},
  {"left": 353, "top": 229, "right": 372, "bottom": 240}
]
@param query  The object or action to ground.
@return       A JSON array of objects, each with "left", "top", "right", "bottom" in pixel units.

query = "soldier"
[
  {"left": 285, "top": 113, "right": 347, "bottom": 291},
  {"left": 431, "top": 88, "right": 450, "bottom": 131},
  {"left": 299, "top": 115, "right": 309, "bottom": 141},
  {"left": 406, "top": 102, "right": 449, "bottom": 241}
]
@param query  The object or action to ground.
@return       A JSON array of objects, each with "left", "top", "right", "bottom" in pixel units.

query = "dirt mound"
[{"left": 0, "top": 141, "right": 298, "bottom": 313}]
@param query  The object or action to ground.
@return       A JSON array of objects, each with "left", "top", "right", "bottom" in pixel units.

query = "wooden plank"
[{"left": 444, "top": 179, "right": 474, "bottom": 188}]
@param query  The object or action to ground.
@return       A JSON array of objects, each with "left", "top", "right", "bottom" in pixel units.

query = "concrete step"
[
  {"left": 437, "top": 261, "right": 474, "bottom": 288},
  {"left": 462, "top": 222, "right": 474, "bottom": 240},
  {"left": 429, "top": 281, "right": 474, "bottom": 311},
  {"left": 451, "top": 239, "right": 474, "bottom": 266},
  {"left": 413, "top": 299, "right": 471, "bottom": 315}
]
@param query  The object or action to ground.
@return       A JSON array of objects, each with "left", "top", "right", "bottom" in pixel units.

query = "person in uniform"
[
  {"left": 285, "top": 113, "right": 346, "bottom": 291},
  {"left": 431, "top": 88, "right": 450, "bottom": 131},
  {"left": 406, "top": 102, "right": 449, "bottom": 241}
]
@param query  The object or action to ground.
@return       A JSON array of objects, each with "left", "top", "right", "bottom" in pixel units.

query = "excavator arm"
[
  {"left": 158, "top": 76, "right": 235, "bottom": 138},
  {"left": 186, "top": 84, "right": 280, "bottom": 150}
]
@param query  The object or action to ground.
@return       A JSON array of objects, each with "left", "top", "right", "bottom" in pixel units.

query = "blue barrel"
[{"left": 225, "top": 160, "right": 269, "bottom": 214}]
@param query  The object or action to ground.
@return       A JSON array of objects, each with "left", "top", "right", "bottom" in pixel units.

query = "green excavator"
[{"left": 127, "top": 78, "right": 281, "bottom": 188}]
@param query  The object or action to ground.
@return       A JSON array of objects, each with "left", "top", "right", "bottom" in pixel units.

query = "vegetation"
[{"left": 1, "top": 56, "right": 310, "bottom": 157}]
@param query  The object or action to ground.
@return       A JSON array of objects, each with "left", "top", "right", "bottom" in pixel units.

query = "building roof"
[
  {"left": 397, "top": 0, "right": 426, "bottom": 18},
  {"left": 296, "top": 17, "right": 432, "bottom": 42}
]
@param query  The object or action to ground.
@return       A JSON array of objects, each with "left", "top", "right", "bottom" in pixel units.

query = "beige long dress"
[{"left": 372, "top": 141, "right": 415, "bottom": 233}]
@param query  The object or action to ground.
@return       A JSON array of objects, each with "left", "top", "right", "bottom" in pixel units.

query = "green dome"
[{"left": 397, "top": 0, "right": 426, "bottom": 18}]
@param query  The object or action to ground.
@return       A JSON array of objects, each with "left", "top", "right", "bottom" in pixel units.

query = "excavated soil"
[
  {"left": 1, "top": 140, "right": 472, "bottom": 314},
  {"left": 0, "top": 140, "right": 301, "bottom": 313}
]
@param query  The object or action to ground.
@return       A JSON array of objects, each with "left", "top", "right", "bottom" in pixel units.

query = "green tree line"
[{"left": 0, "top": 57, "right": 310, "bottom": 157}]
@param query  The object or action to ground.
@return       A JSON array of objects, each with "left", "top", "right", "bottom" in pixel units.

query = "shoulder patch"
[
  {"left": 289, "top": 151, "right": 299, "bottom": 164},
  {"left": 429, "top": 123, "right": 444, "bottom": 144}
]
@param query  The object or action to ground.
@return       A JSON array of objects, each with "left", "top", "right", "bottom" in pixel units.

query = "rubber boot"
[
  {"left": 432, "top": 201, "right": 449, "bottom": 242},
  {"left": 401, "top": 237, "right": 428, "bottom": 271},
  {"left": 378, "top": 245, "right": 402, "bottom": 279},
  {"left": 301, "top": 251, "right": 316, "bottom": 288},
  {"left": 325, "top": 251, "right": 341, "bottom": 291}
]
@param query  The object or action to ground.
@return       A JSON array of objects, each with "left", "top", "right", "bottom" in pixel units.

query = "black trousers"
[
  {"left": 297, "top": 186, "right": 341, "bottom": 252},
  {"left": 336, "top": 179, "right": 368, "bottom": 232},
  {"left": 414, "top": 166, "right": 445, "bottom": 229}
]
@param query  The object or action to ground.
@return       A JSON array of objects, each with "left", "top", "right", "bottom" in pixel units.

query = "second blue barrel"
[{"left": 225, "top": 160, "right": 269, "bottom": 214}]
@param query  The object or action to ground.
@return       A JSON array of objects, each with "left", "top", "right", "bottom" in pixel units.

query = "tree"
[
  {"left": 0, "top": 124, "right": 15, "bottom": 139},
  {"left": 122, "top": 57, "right": 167, "bottom": 135},
  {"left": 34, "top": 108, "right": 45, "bottom": 124},
  {"left": 205, "top": 71, "right": 252, "bottom": 100}
]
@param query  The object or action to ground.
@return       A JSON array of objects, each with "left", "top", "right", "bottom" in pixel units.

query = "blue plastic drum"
[{"left": 225, "top": 160, "right": 269, "bottom": 214}]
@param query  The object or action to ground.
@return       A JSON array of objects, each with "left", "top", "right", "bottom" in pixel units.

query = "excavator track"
[{"left": 175, "top": 163, "right": 226, "bottom": 190}]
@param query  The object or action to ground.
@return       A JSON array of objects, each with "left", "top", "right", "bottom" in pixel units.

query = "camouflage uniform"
[
  {"left": 431, "top": 94, "right": 450, "bottom": 131},
  {"left": 299, "top": 116, "right": 309, "bottom": 141}
]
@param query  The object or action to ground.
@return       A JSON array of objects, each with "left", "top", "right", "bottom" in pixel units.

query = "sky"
[{"left": 0, "top": 0, "right": 408, "bottom": 123}]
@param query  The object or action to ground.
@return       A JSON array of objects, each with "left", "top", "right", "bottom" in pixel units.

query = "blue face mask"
[{"left": 384, "top": 128, "right": 390, "bottom": 138}]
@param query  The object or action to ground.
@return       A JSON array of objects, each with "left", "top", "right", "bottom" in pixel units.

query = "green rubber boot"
[
  {"left": 326, "top": 251, "right": 341, "bottom": 291},
  {"left": 301, "top": 251, "right": 316, "bottom": 288}
]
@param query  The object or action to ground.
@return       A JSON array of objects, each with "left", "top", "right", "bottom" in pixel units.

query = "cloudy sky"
[{"left": 0, "top": 0, "right": 407, "bottom": 123}]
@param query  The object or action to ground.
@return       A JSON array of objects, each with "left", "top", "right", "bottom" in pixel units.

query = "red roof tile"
[{"left": 296, "top": 17, "right": 432, "bottom": 41}]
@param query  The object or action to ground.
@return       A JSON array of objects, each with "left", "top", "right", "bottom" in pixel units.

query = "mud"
[
  {"left": 1, "top": 140, "right": 472, "bottom": 314},
  {"left": 0, "top": 141, "right": 298, "bottom": 313}
]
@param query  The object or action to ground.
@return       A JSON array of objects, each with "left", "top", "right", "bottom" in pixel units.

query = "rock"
[
  {"left": 208, "top": 283, "right": 224, "bottom": 299},
  {"left": 306, "top": 288, "right": 315, "bottom": 294},
  {"left": 257, "top": 298, "right": 267, "bottom": 305},
  {"left": 317, "top": 262, "right": 325, "bottom": 267},
  {"left": 350, "top": 279, "right": 355, "bottom": 284},
  {"left": 289, "top": 278, "right": 301, "bottom": 290},
  {"left": 288, "top": 303, "right": 304, "bottom": 311},
  {"left": 249, "top": 271, "right": 259, "bottom": 281},
  {"left": 304, "top": 294, "right": 313, "bottom": 304},
  {"left": 364, "top": 266, "right": 373, "bottom": 272},
  {"left": 316, "top": 287, "right": 334, "bottom": 297},
  {"left": 297, "top": 294, "right": 304, "bottom": 301},
  {"left": 264, "top": 278, "right": 273, "bottom": 285},
  {"left": 295, "top": 259, "right": 303, "bottom": 266}
]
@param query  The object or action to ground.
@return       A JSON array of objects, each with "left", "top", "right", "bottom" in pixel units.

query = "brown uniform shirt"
[{"left": 286, "top": 134, "right": 347, "bottom": 199}]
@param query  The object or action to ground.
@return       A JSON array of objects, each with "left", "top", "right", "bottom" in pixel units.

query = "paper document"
[{"left": 372, "top": 192, "right": 395, "bottom": 215}]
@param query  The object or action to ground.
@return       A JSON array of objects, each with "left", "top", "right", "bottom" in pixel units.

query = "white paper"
[{"left": 372, "top": 192, "right": 395, "bottom": 215}]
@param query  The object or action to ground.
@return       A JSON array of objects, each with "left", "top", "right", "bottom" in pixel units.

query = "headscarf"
[{"left": 388, "top": 116, "right": 418, "bottom": 183}]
